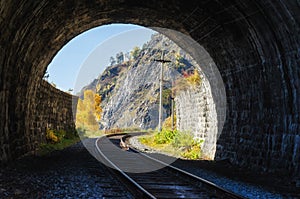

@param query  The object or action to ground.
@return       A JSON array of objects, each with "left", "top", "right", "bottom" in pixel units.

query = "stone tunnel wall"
[
  {"left": 2, "top": 80, "right": 77, "bottom": 161},
  {"left": 158, "top": 1, "right": 300, "bottom": 178},
  {"left": 174, "top": 73, "right": 218, "bottom": 160},
  {"left": 0, "top": 0, "right": 299, "bottom": 179},
  {"left": 203, "top": 1, "right": 300, "bottom": 178},
  {"left": 31, "top": 80, "right": 77, "bottom": 143}
]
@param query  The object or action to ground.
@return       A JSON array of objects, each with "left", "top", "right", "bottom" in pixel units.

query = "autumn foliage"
[
  {"left": 185, "top": 70, "right": 201, "bottom": 86},
  {"left": 46, "top": 129, "right": 59, "bottom": 143},
  {"left": 173, "top": 69, "right": 201, "bottom": 93},
  {"left": 162, "top": 115, "right": 177, "bottom": 131},
  {"left": 76, "top": 90, "right": 102, "bottom": 131},
  {"left": 94, "top": 94, "right": 102, "bottom": 121}
]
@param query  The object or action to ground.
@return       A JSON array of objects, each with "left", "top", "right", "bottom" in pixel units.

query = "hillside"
[{"left": 79, "top": 33, "right": 199, "bottom": 130}]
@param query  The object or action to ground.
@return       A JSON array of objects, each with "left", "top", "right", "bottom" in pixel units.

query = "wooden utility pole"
[
  {"left": 171, "top": 80, "right": 175, "bottom": 131},
  {"left": 154, "top": 51, "right": 171, "bottom": 132}
]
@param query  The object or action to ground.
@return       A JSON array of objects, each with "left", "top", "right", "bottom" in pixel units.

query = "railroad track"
[{"left": 96, "top": 133, "right": 246, "bottom": 199}]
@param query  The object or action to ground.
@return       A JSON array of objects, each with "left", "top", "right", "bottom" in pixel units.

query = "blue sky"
[{"left": 47, "top": 24, "right": 155, "bottom": 93}]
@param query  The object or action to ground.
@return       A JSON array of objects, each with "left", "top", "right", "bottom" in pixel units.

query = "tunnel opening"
[
  {"left": 48, "top": 23, "right": 224, "bottom": 162},
  {"left": 1, "top": 1, "right": 300, "bottom": 182}
]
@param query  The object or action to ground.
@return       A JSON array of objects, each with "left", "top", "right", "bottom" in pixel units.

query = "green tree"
[
  {"left": 116, "top": 52, "right": 124, "bottom": 64},
  {"left": 125, "top": 52, "right": 131, "bottom": 61},
  {"left": 110, "top": 56, "right": 116, "bottom": 66},
  {"left": 175, "top": 51, "right": 186, "bottom": 68},
  {"left": 130, "top": 46, "right": 141, "bottom": 60}
]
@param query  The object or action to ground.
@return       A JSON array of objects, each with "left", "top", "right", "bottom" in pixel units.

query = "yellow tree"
[
  {"left": 75, "top": 99, "right": 86, "bottom": 126},
  {"left": 76, "top": 90, "right": 102, "bottom": 131},
  {"left": 94, "top": 93, "right": 102, "bottom": 121}
]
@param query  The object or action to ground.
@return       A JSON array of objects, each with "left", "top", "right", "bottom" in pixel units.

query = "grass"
[
  {"left": 139, "top": 133, "right": 181, "bottom": 157},
  {"left": 139, "top": 129, "right": 204, "bottom": 160},
  {"left": 38, "top": 136, "right": 81, "bottom": 156},
  {"left": 37, "top": 128, "right": 81, "bottom": 156},
  {"left": 37, "top": 125, "right": 146, "bottom": 156}
]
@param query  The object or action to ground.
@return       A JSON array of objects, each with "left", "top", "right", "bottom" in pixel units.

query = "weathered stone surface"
[
  {"left": 33, "top": 80, "right": 77, "bottom": 140},
  {"left": 175, "top": 74, "right": 218, "bottom": 160},
  {"left": 0, "top": 0, "right": 299, "bottom": 180},
  {"left": 0, "top": 79, "right": 77, "bottom": 162},
  {"left": 88, "top": 33, "right": 197, "bottom": 130}
]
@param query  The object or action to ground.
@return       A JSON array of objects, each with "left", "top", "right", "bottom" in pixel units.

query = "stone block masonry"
[
  {"left": 7, "top": 80, "right": 77, "bottom": 162},
  {"left": 0, "top": 0, "right": 299, "bottom": 181},
  {"left": 32, "top": 80, "right": 77, "bottom": 142},
  {"left": 175, "top": 73, "right": 218, "bottom": 160}
]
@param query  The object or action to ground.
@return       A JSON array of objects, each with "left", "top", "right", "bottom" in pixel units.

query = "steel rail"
[{"left": 96, "top": 133, "right": 247, "bottom": 199}]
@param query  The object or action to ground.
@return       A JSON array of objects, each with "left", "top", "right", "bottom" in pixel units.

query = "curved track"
[{"left": 96, "top": 133, "right": 246, "bottom": 199}]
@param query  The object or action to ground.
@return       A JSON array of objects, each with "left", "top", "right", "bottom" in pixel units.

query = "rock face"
[
  {"left": 82, "top": 33, "right": 219, "bottom": 159},
  {"left": 100, "top": 60, "right": 162, "bottom": 129},
  {"left": 84, "top": 33, "right": 197, "bottom": 130}
]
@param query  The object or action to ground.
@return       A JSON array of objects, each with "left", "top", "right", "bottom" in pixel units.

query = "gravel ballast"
[
  {"left": 1, "top": 136, "right": 298, "bottom": 199},
  {"left": 129, "top": 135, "right": 300, "bottom": 199},
  {"left": 0, "top": 139, "right": 133, "bottom": 199}
]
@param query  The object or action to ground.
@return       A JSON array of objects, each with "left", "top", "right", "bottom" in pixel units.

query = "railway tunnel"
[{"left": 0, "top": 0, "right": 299, "bottom": 180}]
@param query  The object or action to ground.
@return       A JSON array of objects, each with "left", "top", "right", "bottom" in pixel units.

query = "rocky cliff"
[{"left": 80, "top": 33, "right": 199, "bottom": 130}]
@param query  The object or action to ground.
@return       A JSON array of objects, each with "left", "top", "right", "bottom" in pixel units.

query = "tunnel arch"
[{"left": 1, "top": 1, "right": 299, "bottom": 177}]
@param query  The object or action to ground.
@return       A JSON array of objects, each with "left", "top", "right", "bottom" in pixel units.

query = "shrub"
[
  {"left": 46, "top": 129, "right": 59, "bottom": 143},
  {"left": 140, "top": 128, "right": 204, "bottom": 160},
  {"left": 76, "top": 127, "right": 87, "bottom": 136},
  {"left": 185, "top": 70, "right": 201, "bottom": 86},
  {"left": 154, "top": 129, "right": 178, "bottom": 144},
  {"left": 65, "top": 129, "right": 77, "bottom": 139},
  {"left": 172, "top": 131, "right": 204, "bottom": 159},
  {"left": 162, "top": 115, "right": 177, "bottom": 130},
  {"left": 173, "top": 69, "right": 201, "bottom": 93},
  {"left": 172, "top": 131, "right": 195, "bottom": 148},
  {"left": 56, "top": 129, "right": 66, "bottom": 141},
  {"left": 39, "top": 131, "right": 80, "bottom": 156},
  {"left": 181, "top": 144, "right": 201, "bottom": 159},
  {"left": 46, "top": 128, "right": 78, "bottom": 143}
]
